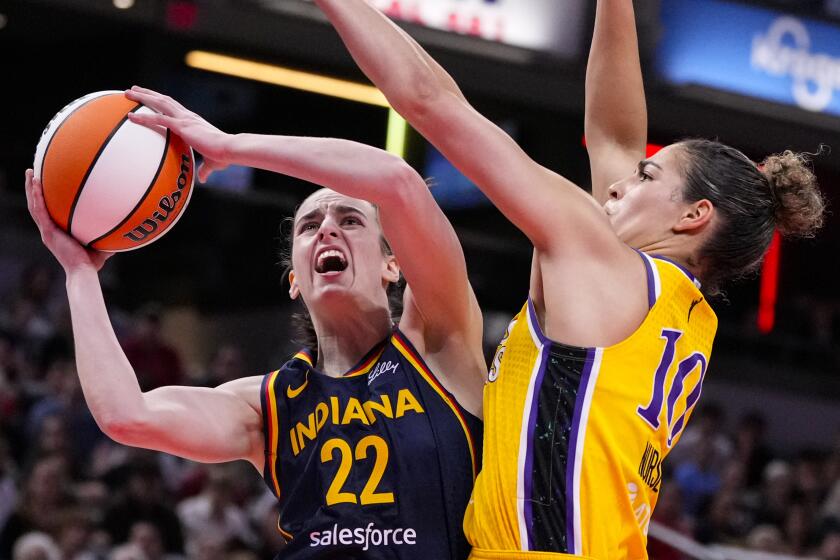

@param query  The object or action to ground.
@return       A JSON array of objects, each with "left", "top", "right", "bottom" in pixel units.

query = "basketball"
[{"left": 33, "top": 90, "right": 195, "bottom": 252}]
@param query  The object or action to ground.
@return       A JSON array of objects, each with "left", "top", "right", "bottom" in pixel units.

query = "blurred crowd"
[
  {"left": 651, "top": 404, "right": 840, "bottom": 560},
  {"left": 0, "top": 262, "right": 286, "bottom": 560},
  {"left": 2, "top": 261, "right": 840, "bottom": 560}
]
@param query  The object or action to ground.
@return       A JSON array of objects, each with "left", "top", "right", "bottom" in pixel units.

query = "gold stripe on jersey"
[
  {"left": 277, "top": 518, "right": 294, "bottom": 542},
  {"left": 294, "top": 351, "right": 314, "bottom": 366},
  {"left": 344, "top": 345, "right": 387, "bottom": 377},
  {"left": 264, "top": 369, "right": 282, "bottom": 498},
  {"left": 292, "top": 346, "right": 385, "bottom": 378},
  {"left": 466, "top": 255, "right": 717, "bottom": 559},
  {"left": 392, "top": 333, "right": 479, "bottom": 480}
]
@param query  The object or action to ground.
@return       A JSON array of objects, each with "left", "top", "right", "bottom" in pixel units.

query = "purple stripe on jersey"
[
  {"left": 522, "top": 345, "right": 550, "bottom": 551},
  {"left": 527, "top": 298, "right": 550, "bottom": 345},
  {"left": 637, "top": 251, "right": 656, "bottom": 310},
  {"left": 565, "top": 348, "right": 596, "bottom": 554}
]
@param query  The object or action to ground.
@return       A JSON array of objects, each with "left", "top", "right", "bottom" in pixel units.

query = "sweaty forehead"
[{"left": 294, "top": 189, "right": 376, "bottom": 222}]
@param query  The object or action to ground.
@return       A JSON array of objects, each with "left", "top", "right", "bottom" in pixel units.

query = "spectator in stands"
[
  {"left": 22, "top": 414, "right": 74, "bottom": 478},
  {"left": 674, "top": 436, "right": 723, "bottom": 516},
  {"left": 0, "top": 436, "right": 18, "bottom": 534},
  {"left": 54, "top": 509, "right": 98, "bottom": 560},
  {"left": 648, "top": 484, "right": 690, "bottom": 560},
  {"left": 824, "top": 479, "right": 840, "bottom": 523},
  {"left": 103, "top": 459, "right": 184, "bottom": 556},
  {"left": 176, "top": 464, "right": 260, "bottom": 558},
  {"left": 12, "top": 531, "right": 61, "bottom": 560},
  {"left": 122, "top": 520, "right": 184, "bottom": 560},
  {"left": 785, "top": 500, "right": 816, "bottom": 556},
  {"left": 26, "top": 357, "right": 104, "bottom": 471},
  {"left": 120, "top": 304, "right": 183, "bottom": 391},
  {"left": 745, "top": 524, "right": 787, "bottom": 554},
  {"left": 192, "top": 344, "right": 245, "bottom": 388},
  {"left": 694, "top": 489, "right": 752, "bottom": 545},
  {"left": 733, "top": 411, "right": 773, "bottom": 488},
  {"left": 253, "top": 500, "right": 287, "bottom": 559},
  {"left": 795, "top": 449, "right": 832, "bottom": 510},
  {"left": 754, "top": 460, "right": 796, "bottom": 527},
  {"left": 669, "top": 401, "right": 732, "bottom": 475},
  {"left": 819, "top": 528, "right": 840, "bottom": 560},
  {"left": 0, "top": 454, "right": 74, "bottom": 558},
  {"left": 1, "top": 262, "right": 65, "bottom": 368},
  {"left": 0, "top": 329, "right": 23, "bottom": 421}
]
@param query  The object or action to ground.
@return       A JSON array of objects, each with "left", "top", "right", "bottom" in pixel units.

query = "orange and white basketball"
[{"left": 33, "top": 90, "right": 195, "bottom": 252}]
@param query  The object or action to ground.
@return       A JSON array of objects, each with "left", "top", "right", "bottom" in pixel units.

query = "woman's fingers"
[
  {"left": 125, "top": 86, "right": 185, "bottom": 117},
  {"left": 24, "top": 169, "right": 35, "bottom": 216},
  {"left": 126, "top": 111, "right": 177, "bottom": 130},
  {"left": 197, "top": 159, "right": 228, "bottom": 183},
  {"left": 25, "top": 169, "right": 49, "bottom": 229}
]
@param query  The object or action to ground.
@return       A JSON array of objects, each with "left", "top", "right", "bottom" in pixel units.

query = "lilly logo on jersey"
[
  {"left": 751, "top": 16, "right": 840, "bottom": 112},
  {"left": 290, "top": 390, "right": 425, "bottom": 455},
  {"left": 368, "top": 360, "right": 399, "bottom": 385},
  {"left": 309, "top": 522, "right": 417, "bottom": 551}
]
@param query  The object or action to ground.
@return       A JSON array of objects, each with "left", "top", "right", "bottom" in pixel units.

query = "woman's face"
[
  {"left": 289, "top": 189, "right": 397, "bottom": 310},
  {"left": 603, "top": 144, "right": 691, "bottom": 249}
]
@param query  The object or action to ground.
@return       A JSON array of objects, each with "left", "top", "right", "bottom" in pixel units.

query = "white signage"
[
  {"left": 291, "top": 0, "right": 585, "bottom": 56},
  {"left": 751, "top": 16, "right": 840, "bottom": 113},
  {"left": 369, "top": 0, "right": 584, "bottom": 55}
]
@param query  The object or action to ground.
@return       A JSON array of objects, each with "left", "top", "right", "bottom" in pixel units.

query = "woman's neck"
[
  {"left": 638, "top": 239, "right": 703, "bottom": 281},
  {"left": 310, "top": 301, "right": 393, "bottom": 377}
]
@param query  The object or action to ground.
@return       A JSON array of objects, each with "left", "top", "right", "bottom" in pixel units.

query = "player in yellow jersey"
[{"left": 312, "top": 1, "right": 826, "bottom": 558}]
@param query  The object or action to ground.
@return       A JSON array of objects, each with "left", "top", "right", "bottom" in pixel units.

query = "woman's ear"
[
  {"left": 288, "top": 270, "right": 300, "bottom": 300},
  {"left": 675, "top": 199, "right": 714, "bottom": 233},
  {"left": 383, "top": 255, "right": 400, "bottom": 285}
]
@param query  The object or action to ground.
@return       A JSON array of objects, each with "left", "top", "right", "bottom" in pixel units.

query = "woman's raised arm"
[
  {"left": 24, "top": 170, "right": 265, "bottom": 468},
  {"left": 311, "top": 0, "right": 622, "bottom": 258},
  {"left": 585, "top": 0, "right": 649, "bottom": 204},
  {"left": 124, "top": 88, "right": 483, "bottom": 390}
]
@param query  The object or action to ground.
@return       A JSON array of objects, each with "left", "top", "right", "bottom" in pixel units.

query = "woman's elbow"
[
  {"left": 98, "top": 410, "right": 152, "bottom": 446},
  {"left": 388, "top": 78, "right": 442, "bottom": 122},
  {"left": 379, "top": 159, "right": 426, "bottom": 206}
]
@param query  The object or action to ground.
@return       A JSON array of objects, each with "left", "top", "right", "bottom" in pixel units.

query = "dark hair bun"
[{"left": 760, "top": 150, "right": 825, "bottom": 238}]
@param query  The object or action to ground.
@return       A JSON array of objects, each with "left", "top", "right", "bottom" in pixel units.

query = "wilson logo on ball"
[
  {"left": 33, "top": 90, "right": 196, "bottom": 252},
  {"left": 124, "top": 153, "right": 192, "bottom": 243}
]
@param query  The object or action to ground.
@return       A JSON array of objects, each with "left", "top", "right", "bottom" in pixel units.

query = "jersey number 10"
[{"left": 636, "top": 329, "right": 708, "bottom": 448}]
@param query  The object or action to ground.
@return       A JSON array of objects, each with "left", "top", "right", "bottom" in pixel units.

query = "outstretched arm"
[
  {"left": 585, "top": 0, "right": 648, "bottom": 205},
  {"left": 125, "top": 87, "right": 480, "bottom": 345},
  {"left": 24, "top": 171, "right": 264, "bottom": 468},
  {"left": 312, "top": 0, "right": 617, "bottom": 255}
]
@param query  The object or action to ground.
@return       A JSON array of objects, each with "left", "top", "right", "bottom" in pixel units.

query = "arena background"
[{"left": 1, "top": 0, "right": 839, "bottom": 558}]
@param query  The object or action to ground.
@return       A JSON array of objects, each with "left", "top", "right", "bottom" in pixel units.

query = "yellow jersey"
[{"left": 465, "top": 254, "right": 717, "bottom": 560}]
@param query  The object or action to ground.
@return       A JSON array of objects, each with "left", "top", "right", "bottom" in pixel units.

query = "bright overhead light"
[
  {"left": 386, "top": 109, "right": 409, "bottom": 158},
  {"left": 184, "top": 50, "right": 390, "bottom": 108},
  {"left": 113, "top": 0, "right": 135, "bottom": 9}
]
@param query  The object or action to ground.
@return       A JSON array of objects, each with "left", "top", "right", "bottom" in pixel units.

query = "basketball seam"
[
  {"left": 67, "top": 102, "right": 143, "bottom": 236},
  {"left": 86, "top": 127, "right": 172, "bottom": 249},
  {"left": 38, "top": 94, "right": 107, "bottom": 212}
]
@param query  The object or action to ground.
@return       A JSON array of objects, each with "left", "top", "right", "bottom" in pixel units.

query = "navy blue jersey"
[{"left": 260, "top": 329, "right": 482, "bottom": 560}]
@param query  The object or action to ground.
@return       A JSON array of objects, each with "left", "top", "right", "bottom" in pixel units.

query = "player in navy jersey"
[{"left": 23, "top": 87, "right": 485, "bottom": 559}]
